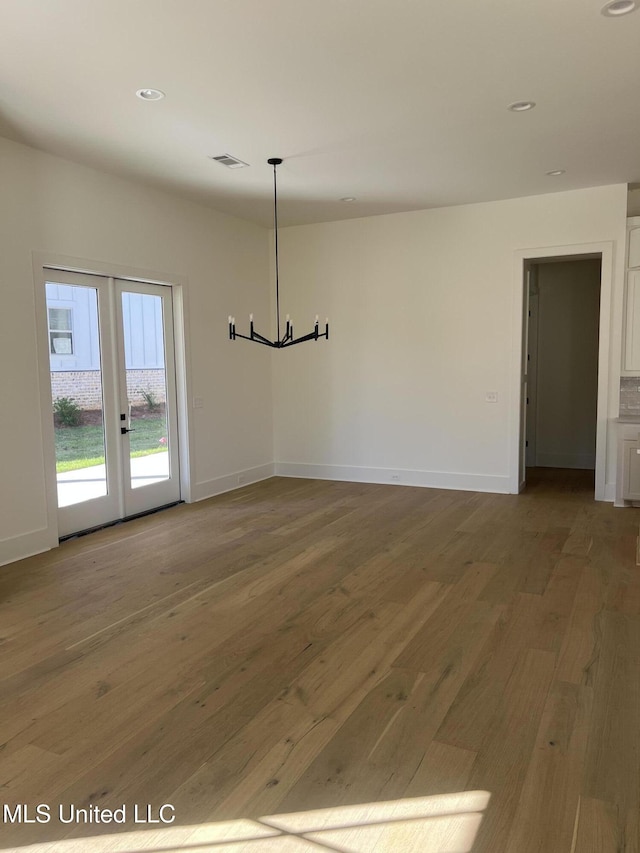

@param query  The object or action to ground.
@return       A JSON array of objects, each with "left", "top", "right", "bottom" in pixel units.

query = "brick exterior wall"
[
  {"left": 51, "top": 369, "right": 166, "bottom": 410},
  {"left": 125, "top": 370, "right": 167, "bottom": 407}
]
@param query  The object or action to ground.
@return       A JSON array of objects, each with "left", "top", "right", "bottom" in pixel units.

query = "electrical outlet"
[
  {"left": 391, "top": 474, "right": 400, "bottom": 481},
  {"left": 485, "top": 391, "right": 498, "bottom": 403},
  {"left": 193, "top": 396, "right": 204, "bottom": 409}
]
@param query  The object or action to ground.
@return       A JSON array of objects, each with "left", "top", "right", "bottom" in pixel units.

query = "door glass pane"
[
  {"left": 47, "top": 282, "right": 107, "bottom": 507},
  {"left": 122, "top": 291, "right": 170, "bottom": 489}
]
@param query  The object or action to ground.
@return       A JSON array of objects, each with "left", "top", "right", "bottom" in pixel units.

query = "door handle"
[{"left": 120, "top": 427, "right": 136, "bottom": 434}]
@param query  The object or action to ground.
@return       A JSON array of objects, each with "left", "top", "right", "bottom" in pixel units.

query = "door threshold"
[{"left": 59, "top": 501, "right": 183, "bottom": 542}]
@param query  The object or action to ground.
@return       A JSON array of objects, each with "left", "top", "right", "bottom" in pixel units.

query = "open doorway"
[{"left": 522, "top": 255, "right": 602, "bottom": 494}]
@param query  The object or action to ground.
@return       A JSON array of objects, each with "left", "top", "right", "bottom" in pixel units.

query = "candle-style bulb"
[{"left": 249, "top": 313, "right": 253, "bottom": 321}]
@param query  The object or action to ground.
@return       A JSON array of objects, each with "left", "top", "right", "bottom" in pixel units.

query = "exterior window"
[{"left": 48, "top": 307, "right": 74, "bottom": 355}]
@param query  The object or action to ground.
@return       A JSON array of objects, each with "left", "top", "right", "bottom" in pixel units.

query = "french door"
[{"left": 45, "top": 269, "right": 180, "bottom": 537}]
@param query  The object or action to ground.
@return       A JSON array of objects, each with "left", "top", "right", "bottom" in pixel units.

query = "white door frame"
[
  {"left": 525, "top": 265, "right": 540, "bottom": 468},
  {"left": 33, "top": 251, "right": 193, "bottom": 546},
  {"left": 509, "top": 241, "right": 615, "bottom": 501}
]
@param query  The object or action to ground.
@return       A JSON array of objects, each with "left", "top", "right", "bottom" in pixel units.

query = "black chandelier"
[{"left": 228, "top": 157, "right": 329, "bottom": 348}]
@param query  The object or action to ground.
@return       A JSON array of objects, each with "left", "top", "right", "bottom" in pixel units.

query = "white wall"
[
  {"left": 273, "top": 185, "right": 627, "bottom": 494},
  {"left": 533, "top": 260, "right": 601, "bottom": 469},
  {"left": 0, "top": 137, "right": 273, "bottom": 565},
  {"left": 0, "top": 136, "right": 629, "bottom": 567}
]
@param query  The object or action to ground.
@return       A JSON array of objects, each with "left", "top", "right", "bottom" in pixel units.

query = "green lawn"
[{"left": 55, "top": 416, "right": 167, "bottom": 473}]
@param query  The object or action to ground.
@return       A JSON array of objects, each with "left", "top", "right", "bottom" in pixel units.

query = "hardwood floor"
[{"left": 1, "top": 471, "right": 639, "bottom": 852}]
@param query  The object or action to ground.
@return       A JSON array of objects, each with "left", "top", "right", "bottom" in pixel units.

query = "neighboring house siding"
[
  {"left": 46, "top": 284, "right": 164, "bottom": 371},
  {"left": 121, "top": 291, "right": 164, "bottom": 369},
  {"left": 46, "top": 283, "right": 100, "bottom": 371},
  {"left": 47, "top": 283, "right": 166, "bottom": 410}
]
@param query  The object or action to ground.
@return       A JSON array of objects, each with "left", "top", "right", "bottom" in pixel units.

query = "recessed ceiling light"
[
  {"left": 507, "top": 101, "right": 536, "bottom": 112},
  {"left": 340, "top": 197, "right": 356, "bottom": 203},
  {"left": 136, "top": 88, "right": 165, "bottom": 101},
  {"left": 545, "top": 169, "right": 566, "bottom": 176},
  {"left": 601, "top": 0, "right": 637, "bottom": 16}
]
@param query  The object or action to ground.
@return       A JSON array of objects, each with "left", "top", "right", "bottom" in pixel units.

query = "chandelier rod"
[{"left": 271, "top": 157, "right": 282, "bottom": 341}]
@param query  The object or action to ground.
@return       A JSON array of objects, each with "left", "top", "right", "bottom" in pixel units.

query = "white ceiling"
[{"left": 1, "top": 0, "right": 639, "bottom": 227}]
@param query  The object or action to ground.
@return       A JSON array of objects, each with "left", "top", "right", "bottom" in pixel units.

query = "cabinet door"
[
  {"left": 629, "top": 224, "right": 640, "bottom": 269},
  {"left": 624, "top": 270, "right": 640, "bottom": 371},
  {"left": 623, "top": 439, "right": 640, "bottom": 500}
]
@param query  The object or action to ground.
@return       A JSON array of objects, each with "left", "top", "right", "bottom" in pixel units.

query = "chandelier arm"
[
  {"left": 233, "top": 330, "right": 277, "bottom": 347},
  {"left": 281, "top": 329, "right": 329, "bottom": 347},
  {"left": 250, "top": 328, "right": 275, "bottom": 345}
]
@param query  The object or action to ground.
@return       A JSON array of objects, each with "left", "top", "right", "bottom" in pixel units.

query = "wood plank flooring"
[{"left": 1, "top": 470, "right": 639, "bottom": 852}]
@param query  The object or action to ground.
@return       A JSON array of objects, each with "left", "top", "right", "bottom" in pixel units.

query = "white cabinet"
[
  {"left": 629, "top": 221, "right": 640, "bottom": 269},
  {"left": 624, "top": 270, "right": 640, "bottom": 372},
  {"left": 622, "top": 439, "right": 640, "bottom": 502},
  {"left": 623, "top": 218, "right": 640, "bottom": 374},
  {"left": 616, "top": 422, "right": 640, "bottom": 505}
]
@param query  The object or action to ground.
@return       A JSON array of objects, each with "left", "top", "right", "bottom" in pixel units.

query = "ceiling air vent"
[{"left": 210, "top": 154, "right": 249, "bottom": 169}]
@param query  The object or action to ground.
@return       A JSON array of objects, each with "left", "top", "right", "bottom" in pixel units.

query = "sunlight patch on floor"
[{"left": 2, "top": 791, "right": 490, "bottom": 852}]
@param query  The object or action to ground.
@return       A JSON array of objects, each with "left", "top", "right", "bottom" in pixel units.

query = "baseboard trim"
[
  {"left": 192, "top": 463, "right": 276, "bottom": 502},
  {"left": 0, "top": 526, "right": 56, "bottom": 567},
  {"left": 274, "top": 462, "right": 511, "bottom": 495}
]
